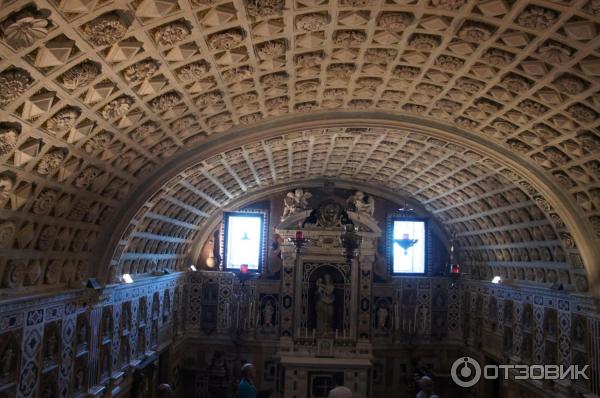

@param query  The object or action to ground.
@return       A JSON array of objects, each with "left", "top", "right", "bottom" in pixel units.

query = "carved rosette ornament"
[
  {"left": 75, "top": 166, "right": 100, "bottom": 188},
  {"left": 246, "top": 0, "right": 284, "bottom": 18},
  {"left": 32, "top": 189, "right": 57, "bottom": 215},
  {"left": 45, "top": 260, "right": 61, "bottom": 285},
  {"left": 60, "top": 61, "right": 102, "bottom": 90},
  {"left": 261, "top": 72, "right": 288, "bottom": 87},
  {"left": 0, "top": 125, "right": 19, "bottom": 156},
  {"left": 537, "top": 41, "right": 572, "bottom": 64},
  {"left": 257, "top": 40, "right": 285, "bottom": 59},
  {"left": 207, "top": 28, "right": 245, "bottom": 51},
  {"left": 46, "top": 107, "right": 81, "bottom": 131},
  {"left": 377, "top": 12, "right": 413, "bottom": 31},
  {"left": 482, "top": 48, "right": 514, "bottom": 66},
  {"left": 296, "top": 13, "right": 329, "bottom": 32},
  {"left": 334, "top": 30, "right": 367, "bottom": 47},
  {"left": 0, "top": 176, "right": 14, "bottom": 206},
  {"left": 154, "top": 20, "right": 191, "bottom": 46},
  {"left": 82, "top": 13, "right": 127, "bottom": 47},
  {"left": 176, "top": 61, "right": 210, "bottom": 83},
  {"left": 430, "top": 0, "right": 466, "bottom": 10},
  {"left": 222, "top": 66, "right": 253, "bottom": 84},
  {"left": 409, "top": 34, "right": 440, "bottom": 50},
  {"left": 458, "top": 23, "right": 493, "bottom": 43},
  {"left": 196, "top": 91, "right": 223, "bottom": 108},
  {"left": 517, "top": 6, "right": 559, "bottom": 30},
  {"left": 101, "top": 96, "right": 133, "bottom": 119},
  {"left": 123, "top": 59, "right": 160, "bottom": 84},
  {"left": 1, "top": 12, "right": 49, "bottom": 49},
  {"left": 4, "top": 260, "right": 25, "bottom": 288},
  {"left": 0, "top": 68, "right": 33, "bottom": 108},
  {"left": 150, "top": 91, "right": 182, "bottom": 113},
  {"left": 0, "top": 220, "right": 16, "bottom": 249},
  {"left": 36, "top": 149, "right": 66, "bottom": 175}
]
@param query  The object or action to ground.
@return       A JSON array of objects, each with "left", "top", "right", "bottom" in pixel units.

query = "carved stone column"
[{"left": 280, "top": 245, "right": 297, "bottom": 338}]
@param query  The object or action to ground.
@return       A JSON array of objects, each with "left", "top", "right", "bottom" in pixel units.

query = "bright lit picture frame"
[
  {"left": 222, "top": 211, "right": 267, "bottom": 273},
  {"left": 387, "top": 216, "right": 430, "bottom": 275}
]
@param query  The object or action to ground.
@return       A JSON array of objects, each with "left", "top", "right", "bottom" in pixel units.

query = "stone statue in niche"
[
  {"left": 282, "top": 188, "right": 312, "bottom": 221},
  {"left": 347, "top": 191, "right": 375, "bottom": 217},
  {"left": 315, "top": 274, "right": 335, "bottom": 334},
  {"left": 42, "top": 383, "right": 55, "bottom": 398},
  {"left": 377, "top": 304, "right": 389, "bottom": 329},
  {"left": 102, "top": 311, "right": 112, "bottom": 339},
  {"left": 44, "top": 331, "right": 58, "bottom": 366},
  {"left": 74, "top": 367, "right": 85, "bottom": 393},
  {"left": 1, "top": 341, "right": 16, "bottom": 380},
  {"left": 207, "top": 351, "right": 228, "bottom": 397},
  {"left": 77, "top": 318, "right": 88, "bottom": 349},
  {"left": 263, "top": 300, "right": 275, "bottom": 327}
]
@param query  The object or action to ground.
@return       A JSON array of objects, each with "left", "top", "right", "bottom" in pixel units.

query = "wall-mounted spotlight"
[
  {"left": 491, "top": 276, "right": 502, "bottom": 284},
  {"left": 122, "top": 274, "right": 134, "bottom": 284},
  {"left": 189, "top": 265, "right": 197, "bottom": 271}
]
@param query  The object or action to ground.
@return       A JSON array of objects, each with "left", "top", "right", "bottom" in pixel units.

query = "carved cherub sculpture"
[
  {"left": 281, "top": 188, "right": 312, "bottom": 221},
  {"left": 347, "top": 191, "right": 375, "bottom": 216}
]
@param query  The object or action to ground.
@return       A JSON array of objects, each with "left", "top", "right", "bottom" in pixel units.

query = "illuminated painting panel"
[
  {"left": 392, "top": 220, "right": 426, "bottom": 274},
  {"left": 225, "top": 214, "right": 263, "bottom": 271}
]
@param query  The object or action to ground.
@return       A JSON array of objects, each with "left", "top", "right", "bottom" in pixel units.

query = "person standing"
[
  {"left": 328, "top": 374, "right": 353, "bottom": 398},
  {"left": 415, "top": 376, "right": 439, "bottom": 398},
  {"left": 237, "top": 363, "right": 257, "bottom": 398},
  {"left": 156, "top": 384, "right": 174, "bottom": 398}
]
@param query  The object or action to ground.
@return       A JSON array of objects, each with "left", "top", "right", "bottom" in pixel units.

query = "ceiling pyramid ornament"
[
  {"left": 83, "top": 81, "right": 117, "bottom": 104},
  {"left": 104, "top": 38, "right": 143, "bottom": 63},
  {"left": 58, "top": 0, "right": 98, "bottom": 15},
  {"left": 10, "top": 182, "right": 32, "bottom": 210},
  {"left": 13, "top": 139, "right": 40, "bottom": 167},
  {"left": 135, "top": 0, "right": 179, "bottom": 20},
  {"left": 33, "top": 36, "right": 76, "bottom": 68},
  {"left": 21, "top": 91, "right": 56, "bottom": 120}
]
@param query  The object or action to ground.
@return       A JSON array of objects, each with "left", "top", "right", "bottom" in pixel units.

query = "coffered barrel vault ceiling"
[
  {"left": 0, "top": 0, "right": 598, "bottom": 294},
  {"left": 106, "top": 123, "right": 592, "bottom": 294}
]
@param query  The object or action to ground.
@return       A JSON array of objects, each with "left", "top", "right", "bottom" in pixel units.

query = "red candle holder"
[
  {"left": 295, "top": 230, "right": 303, "bottom": 240},
  {"left": 240, "top": 264, "right": 249, "bottom": 274}
]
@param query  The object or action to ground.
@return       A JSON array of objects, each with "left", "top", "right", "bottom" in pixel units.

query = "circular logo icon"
[{"left": 451, "top": 356, "right": 481, "bottom": 388}]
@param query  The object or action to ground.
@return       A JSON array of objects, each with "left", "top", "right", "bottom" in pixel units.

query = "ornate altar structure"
[{"left": 274, "top": 201, "right": 381, "bottom": 398}]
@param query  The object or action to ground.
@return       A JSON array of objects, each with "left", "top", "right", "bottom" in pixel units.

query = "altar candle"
[
  {"left": 295, "top": 230, "right": 303, "bottom": 240},
  {"left": 335, "top": 329, "right": 338, "bottom": 339},
  {"left": 312, "top": 329, "right": 315, "bottom": 339}
]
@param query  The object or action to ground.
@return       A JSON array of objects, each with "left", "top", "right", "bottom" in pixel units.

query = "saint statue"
[
  {"left": 1, "top": 342, "right": 15, "bottom": 379},
  {"left": 315, "top": 274, "right": 335, "bottom": 334},
  {"left": 282, "top": 188, "right": 312, "bottom": 221},
  {"left": 263, "top": 301, "right": 274, "bottom": 327},
  {"left": 347, "top": 191, "right": 375, "bottom": 217},
  {"left": 377, "top": 305, "right": 389, "bottom": 329}
]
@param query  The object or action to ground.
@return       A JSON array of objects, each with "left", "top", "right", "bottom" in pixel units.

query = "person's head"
[
  {"left": 418, "top": 376, "right": 433, "bottom": 394},
  {"left": 241, "top": 363, "right": 255, "bottom": 380},
  {"left": 156, "top": 384, "right": 173, "bottom": 398}
]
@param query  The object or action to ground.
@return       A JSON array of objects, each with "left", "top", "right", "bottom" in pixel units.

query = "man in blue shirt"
[{"left": 237, "top": 363, "right": 257, "bottom": 398}]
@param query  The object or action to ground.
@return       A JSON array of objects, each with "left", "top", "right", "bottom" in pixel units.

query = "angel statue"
[
  {"left": 347, "top": 191, "right": 375, "bottom": 217},
  {"left": 281, "top": 188, "right": 312, "bottom": 221}
]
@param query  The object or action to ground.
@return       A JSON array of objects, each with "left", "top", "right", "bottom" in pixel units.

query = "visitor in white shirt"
[{"left": 328, "top": 374, "right": 353, "bottom": 398}]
